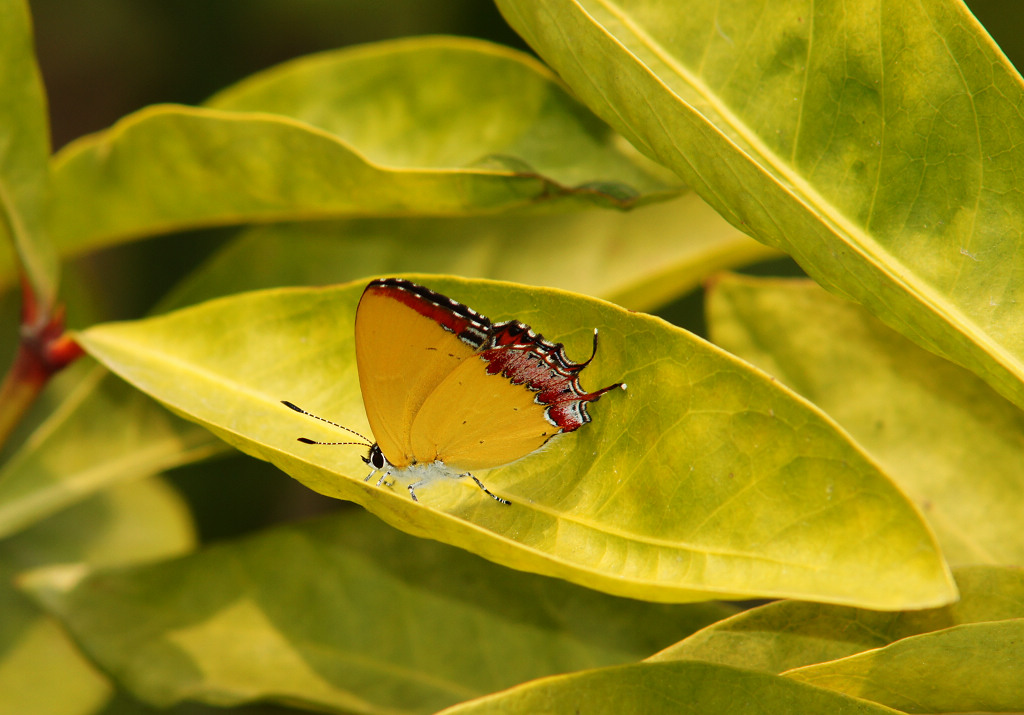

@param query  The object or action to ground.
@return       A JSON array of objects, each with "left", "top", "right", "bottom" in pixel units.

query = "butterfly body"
[{"left": 288, "top": 278, "right": 625, "bottom": 503}]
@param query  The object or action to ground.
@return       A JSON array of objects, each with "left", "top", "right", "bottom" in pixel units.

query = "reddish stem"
[{"left": 0, "top": 276, "right": 84, "bottom": 447}]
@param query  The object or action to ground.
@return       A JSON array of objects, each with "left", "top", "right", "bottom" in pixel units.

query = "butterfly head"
[{"left": 362, "top": 443, "right": 388, "bottom": 471}]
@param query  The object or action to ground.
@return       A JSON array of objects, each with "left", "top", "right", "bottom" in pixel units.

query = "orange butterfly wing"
[
  {"left": 356, "top": 279, "right": 623, "bottom": 474},
  {"left": 354, "top": 281, "right": 486, "bottom": 468},
  {"left": 410, "top": 356, "right": 554, "bottom": 471}
]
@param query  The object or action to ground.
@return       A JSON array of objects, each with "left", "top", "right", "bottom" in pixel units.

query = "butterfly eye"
[{"left": 370, "top": 445, "right": 386, "bottom": 470}]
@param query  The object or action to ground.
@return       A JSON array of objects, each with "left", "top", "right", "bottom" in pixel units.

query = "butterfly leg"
[
  {"left": 407, "top": 481, "right": 423, "bottom": 502},
  {"left": 364, "top": 465, "right": 392, "bottom": 486},
  {"left": 466, "top": 473, "right": 511, "bottom": 505}
]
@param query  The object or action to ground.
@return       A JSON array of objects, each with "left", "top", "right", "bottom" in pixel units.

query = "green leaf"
[
  {"left": 1, "top": 476, "right": 195, "bottom": 715},
  {"left": 0, "top": 365, "right": 226, "bottom": 539},
  {"left": 786, "top": 620, "right": 1024, "bottom": 713},
  {"left": 438, "top": 661, "right": 896, "bottom": 715},
  {"left": 0, "top": 191, "right": 767, "bottom": 537},
  {"left": 164, "top": 194, "right": 776, "bottom": 313},
  {"left": 0, "top": 584, "right": 110, "bottom": 715},
  {"left": 495, "top": 0, "right": 1024, "bottom": 413},
  {"left": 22, "top": 508, "right": 733, "bottom": 713},
  {"left": 207, "top": 36, "right": 677, "bottom": 198},
  {"left": 706, "top": 274, "right": 1024, "bottom": 566},
  {"left": 45, "top": 37, "right": 684, "bottom": 265},
  {"left": 75, "top": 277, "right": 954, "bottom": 608},
  {"left": 652, "top": 566, "right": 1024, "bottom": 674},
  {"left": 0, "top": 0, "right": 56, "bottom": 308}
]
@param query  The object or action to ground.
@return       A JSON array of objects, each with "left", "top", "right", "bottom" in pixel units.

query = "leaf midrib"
[{"left": 588, "top": 0, "right": 1021, "bottom": 380}]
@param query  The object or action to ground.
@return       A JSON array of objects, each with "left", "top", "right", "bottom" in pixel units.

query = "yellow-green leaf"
[
  {"left": 164, "top": 194, "right": 775, "bottom": 314},
  {"left": 438, "top": 661, "right": 897, "bottom": 715},
  {"left": 706, "top": 274, "right": 1024, "bottom": 566},
  {"left": 75, "top": 277, "right": 954, "bottom": 608},
  {"left": 0, "top": 365, "right": 226, "bottom": 539},
  {"left": 786, "top": 619, "right": 1024, "bottom": 713},
  {"left": 0, "top": 476, "right": 194, "bottom": 715},
  {"left": 207, "top": 35, "right": 676, "bottom": 197},
  {"left": 496, "top": 0, "right": 1024, "bottom": 413},
  {"left": 652, "top": 566, "right": 1024, "bottom": 674},
  {"left": 0, "top": 192, "right": 768, "bottom": 539},
  {"left": 22, "top": 508, "right": 734, "bottom": 713},
  {"left": 0, "top": 0, "right": 56, "bottom": 308},
  {"left": 45, "top": 37, "right": 684, "bottom": 266}
]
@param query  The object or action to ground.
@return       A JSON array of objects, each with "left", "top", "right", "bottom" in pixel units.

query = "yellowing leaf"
[
  {"left": 707, "top": 274, "right": 1024, "bottom": 566},
  {"left": 653, "top": 566, "right": 1024, "bottom": 674},
  {"left": 163, "top": 194, "right": 775, "bottom": 314},
  {"left": 438, "top": 661, "right": 896, "bottom": 715},
  {"left": 45, "top": 37, "right": 684, "bottom": 266},
  {"left": 207, "top": 35, "right": 676, "bottom": 195},
  {"left": 76, "top": 277, "right": 954, "bottom": 608},
  {"left": 496, "top": 0, "right": 1024, "bottom": 413},
  {"left": 4, "top": 192, "right": 767, "bottom": 541},
  {"left": 786, "top": 620, "right": 1024, "bottom": 713}
]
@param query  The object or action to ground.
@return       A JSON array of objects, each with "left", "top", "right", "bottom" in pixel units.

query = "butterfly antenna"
[
  {"left": 578, "top": 330, "right": 628, "bottom": 398},
  {"left": 281, "top": 401, "right": 372, "bottom": 445},
  {"left": 579, "top": 328, "right": 601, "bottom": 367}
]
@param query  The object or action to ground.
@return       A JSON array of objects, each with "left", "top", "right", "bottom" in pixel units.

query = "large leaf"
[
  {"left": 23, "top": 508, "right": 734, "bottom": 714},
  {"left": 42, "top": 37, "right": 683, "bottom": 269},
  {"left": 652, "top": 566, "right": 1024, "bottom": 714},
  {"left": 206, "top": 35, "right": 675, "bottom": 196},
  {"left": 706, "top": 274, "right": 1024, "bottom": 566},
  {"left": 652, "top": 566, "right": 1024, "bottom": 673},
  {"left": 496, "top": 0, "right": 1024, "bottom": 413},
  {"left": 1, "top": 476, "right": 194, "bottom": 715},
  {"left": 786, "top": 620, "right": 1024, "bottom": 713},
  {"left": 438, "top": 661, "right": 896, "bottom": 715},
  {"left": 0, "top": 0, "right": 55, "bottom": 308},
  {"left": 0, "top": 191, "right": 768, "bottom": 538},
  {"left": 75, "top": 277, "right": 954, "bottom": 608},
  {"left": 164, "top": 195, "right": 775, "bottom": 313},
  {"left": 0, "top": 364, "right": 226, "bottom": 539},
  {"left": 1, "top": 190, "right": 769, "bottom": 540}
]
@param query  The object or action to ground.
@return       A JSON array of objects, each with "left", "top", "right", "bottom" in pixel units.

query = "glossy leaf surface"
[
  {"left": 653, "top": 566, "right": 1024, "bottom": 673},
  {"left": 44, "top": 37, "right": 683, "bottom": 267},
  {"left": 707, "top": 274, "right": 1024, "bottom": 566},
  {"left": 496, "top": 0, "right": 1024, "bottom": 412},
  {"left": 786, "top": 619, "right": 1024, "bottom": 713},
  {"left": 75, "top": 277, "right": 954, "bottom": 608},
  {"left": 2, "top": 194, "right": 767, "bottom": 540},
  {"left": 207, "top": 36, "right": 674, "bottom": 195},
  {"left": 439, "top": 661, "right": 896, "bottom": 715}
]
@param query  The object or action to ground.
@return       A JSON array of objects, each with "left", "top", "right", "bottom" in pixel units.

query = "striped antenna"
[{"left": 281, "top": 401, "right": 372, "bottom": 446}]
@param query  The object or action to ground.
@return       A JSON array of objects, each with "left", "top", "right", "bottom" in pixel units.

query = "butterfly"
[{"left": 284, "top": 278, "right": 625, "bottom": 504}]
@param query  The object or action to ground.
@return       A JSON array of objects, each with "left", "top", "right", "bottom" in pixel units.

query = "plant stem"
[{"left": 0, "top": 276, "right": 83, "bottom": 449}]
